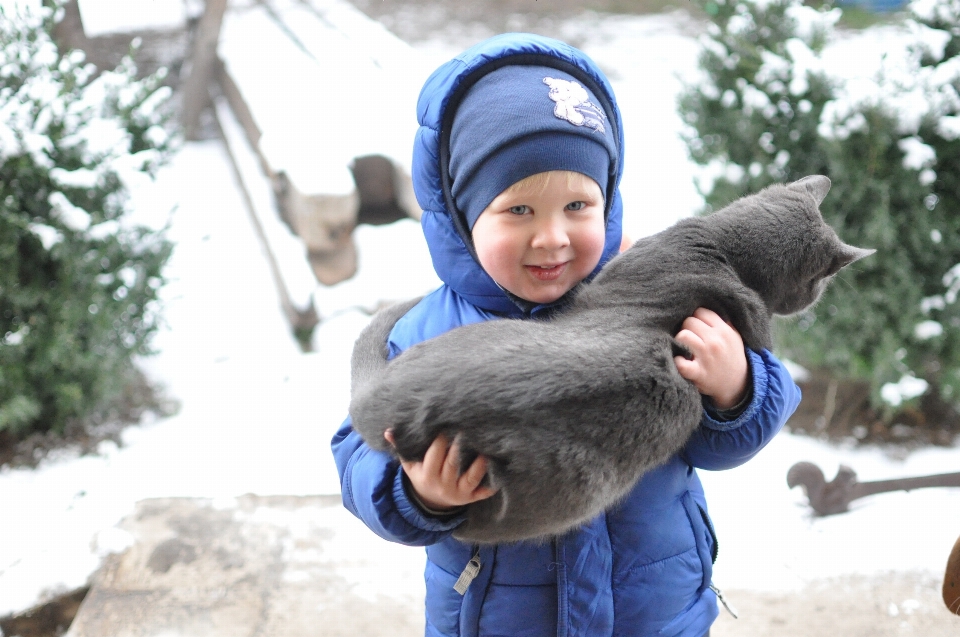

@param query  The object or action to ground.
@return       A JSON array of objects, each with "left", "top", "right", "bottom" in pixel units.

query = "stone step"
[
  {"left": 63, "top": 496, "right": 960, "bottom": 636},
  {"left": 66, "top": 495, "right": 427, "bottom": 637}
]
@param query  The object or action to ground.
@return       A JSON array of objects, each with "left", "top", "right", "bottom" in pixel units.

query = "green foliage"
[
  {"left": 680, "top": 0, "right": 835, "bottom": 200},
  {"left": 0, "top": 1, "right": 175, "bottom": 437},
  {"left": 679, "top": 0, "right": 960, "bottom": 416}
]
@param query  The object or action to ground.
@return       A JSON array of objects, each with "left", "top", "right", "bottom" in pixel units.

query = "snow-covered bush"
[
  {"left": 680, "top": 0, "right": 960, "bottom": 426},
  {"left": 679, "top": 0, "right": 837, "bottom": 202},
  {"left": 0, "top": 1, "right": 175, "bottom": 438}
]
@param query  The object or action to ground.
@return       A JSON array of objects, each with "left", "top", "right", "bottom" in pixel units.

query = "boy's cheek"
[
  {"left": 581, "top": 223, "right": 608, "bottom": 272},
  {"left": 474, "top": 237, "right": 512, "bottom": 270}
]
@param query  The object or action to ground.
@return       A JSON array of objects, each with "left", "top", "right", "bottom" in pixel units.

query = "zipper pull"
[
  {"left": 710, "top": 584, "right": 739, "bottom": 619},
  {"left": 453, "top": 552, "right": 482, "bottom": 595}
]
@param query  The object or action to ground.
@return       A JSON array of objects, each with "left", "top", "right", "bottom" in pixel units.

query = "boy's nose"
[{"left": 531, "top": 217, "right": 570, "bottom": 250}]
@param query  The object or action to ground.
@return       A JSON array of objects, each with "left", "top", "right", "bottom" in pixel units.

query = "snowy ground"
[{"left": 2, "top": 3, "right": 960, "bottom": 625}]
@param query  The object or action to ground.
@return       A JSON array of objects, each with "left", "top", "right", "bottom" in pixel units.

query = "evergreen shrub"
[
  {"left": 0, "top": 1, "right": 175, "bottom": 439},
  {"left": 680, "top": 0, "right": 960, "bottom": 430}
]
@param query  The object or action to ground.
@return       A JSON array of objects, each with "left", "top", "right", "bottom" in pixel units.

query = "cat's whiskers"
[{"left": 832, "top": 271, "right": 858, "bottom": 293}]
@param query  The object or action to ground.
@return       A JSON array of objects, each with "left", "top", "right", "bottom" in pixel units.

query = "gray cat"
[{"left": 349, "top": 175, "right": 873, "bottom": 544}]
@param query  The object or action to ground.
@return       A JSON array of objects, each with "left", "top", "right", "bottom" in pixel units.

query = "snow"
[
  {"left": 214, "top": 94, "right": 319, "bottom": 310},
  {"left": 704, "top": 432, "right": 960, "bottom": 591},
  {"left": 26, "top": 222, "right": 63, "bottom": 251},
  {"left": 915, "top": 319, "right": 944, "bottom": 340},
  {"left": 218, "top": 0, "right": 431, "bottom": 193},
  {"left": 899, "top": 135, "right": 937, "bottom": 170},
  {"left": 76, "top": 0, "right": 188, "bottom": 37},
  {"left": 881, "top": 375, "right": 931, "bottom": 407},
  {"left": 2, "top": 3, "right": 960, "bottom": 622},
  {"left": 567, "top": 12, "right": 706, "bottom": 240}
]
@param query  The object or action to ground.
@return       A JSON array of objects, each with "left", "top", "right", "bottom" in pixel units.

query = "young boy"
[{"left": 332, "top": 33, "right": 801, "bottom": 637}]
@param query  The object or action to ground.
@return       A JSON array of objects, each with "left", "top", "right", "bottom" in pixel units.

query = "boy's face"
[{"left": 472, "top": 172, "right": 606, "bottom": 304}]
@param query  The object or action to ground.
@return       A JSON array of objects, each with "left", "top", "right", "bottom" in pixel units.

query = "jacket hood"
[{"left": 412, "top": 33, "right": 625, "bottom": 316}]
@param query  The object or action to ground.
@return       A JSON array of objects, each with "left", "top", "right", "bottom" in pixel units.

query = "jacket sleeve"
[
  {"left": 331, "top": 415, "right": 465, "bottom": 546},
  {"left": 680, "top": 348, "right": 801, "bottom": 471}
]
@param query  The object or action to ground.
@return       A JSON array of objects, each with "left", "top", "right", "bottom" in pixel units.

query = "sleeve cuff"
[
  {"left": 701, "top": 349, "right": 769, "bottom": 432},
  {"left": 703, "top": 374, "right": 754, "bottom": 421},
  {"left": 402, "top": 472, "right": 468, "bottom": 519},
  {"left": 392, "top": 466, "right": 466, "bottom": 532}
]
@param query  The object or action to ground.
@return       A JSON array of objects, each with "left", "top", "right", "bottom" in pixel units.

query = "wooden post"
[
  {"left": 946, "top": 534, "right": 960, "bottom": 615},
  {"left": 50, "top": 0, "right": 88, "bottom": 54},
  {"left": 181, "top": 0, "right": 228, "bottom": 140}
]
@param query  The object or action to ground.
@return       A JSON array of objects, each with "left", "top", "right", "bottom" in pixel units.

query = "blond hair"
[{"left": 503, "top": 170, "right": 599, "bottom": 197}]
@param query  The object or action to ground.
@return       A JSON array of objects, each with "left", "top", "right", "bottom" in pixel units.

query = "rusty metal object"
[
  {"left": 787, "top": 461, "right": 960, "bottom": 516},
  {"left": 946, "top": 534, "right": 960, "bottom": 615}
]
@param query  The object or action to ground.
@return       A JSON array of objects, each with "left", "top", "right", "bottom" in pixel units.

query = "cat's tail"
[
  {"left": 350, "top": 297, "right": 423, "bottom": 397},
  {"left": 349, "top": 297, "right": 423, "bottom": 453}
]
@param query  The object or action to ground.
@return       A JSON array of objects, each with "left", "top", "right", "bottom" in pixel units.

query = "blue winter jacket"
[{"left": 332, "top": 33, "right": 802, "bottom": 637}]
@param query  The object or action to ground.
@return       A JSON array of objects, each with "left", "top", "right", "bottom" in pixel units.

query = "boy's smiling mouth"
[{"left": 526, "top": 262, "right": 567, "bottom": 281}]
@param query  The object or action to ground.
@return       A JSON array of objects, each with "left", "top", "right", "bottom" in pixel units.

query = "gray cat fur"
[{"left": 348, "top": 175, "right": 874, "bottom": 544}]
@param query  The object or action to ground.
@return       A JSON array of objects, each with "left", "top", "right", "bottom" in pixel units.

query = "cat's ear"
[
  {"left": 828, "top": 243, "right": 875, "bottom": 275},
  {"left": 790, "top": 175, "right": 831, "bottom": 205}
]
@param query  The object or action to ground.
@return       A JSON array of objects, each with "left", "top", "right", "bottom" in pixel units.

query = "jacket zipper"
[
  {"left": 709, "top": 584, "right": 739, "bottom": 619},
  {"left": 454, "top": 549, "right": 482, "bottom": 595}
]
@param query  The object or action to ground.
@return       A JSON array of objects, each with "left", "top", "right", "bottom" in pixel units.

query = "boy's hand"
[
  {"left": 673, "top": 307, "right": 749, "bottom": 410},
  {"left": 384, "top": 431, "right": 498, "bottom": 512}
]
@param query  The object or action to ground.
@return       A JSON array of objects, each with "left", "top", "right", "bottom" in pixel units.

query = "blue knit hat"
[{"left": 449, "top": 65, "right": 619, "bottom": 229}]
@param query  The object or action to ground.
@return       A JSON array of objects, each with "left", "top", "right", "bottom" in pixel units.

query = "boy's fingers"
[
  {"left": 461, "top": 455, "right": 488, "bottom": 488},
  {"left": 679, "top": 316, "right": 710, "bottom": 340},
  {"left": 692, "top": 307, "right": 723, "bottom": 325},
  {"left": 680, "top": 318, "right": 733, "bottom": 356},
  {"left": 467, "top": 486, "right": 499, "bottom": 503},
  {"left": 692, "top": 308, "right": 743, "bottom": 343},
  {"left": 462, "top": 456, "right": 498, "bottom": 501},
  {"left": 695, "top": 307, "right": 734, "bottom": 331},
  {"left": 675, "top": 328, "right": 704, "bottom": 355},
  {"left": 443, "top": 439, "right": 464, "bottom": 476},
  {"left": 674, "top": 355, "right": 701, "bottom": 381},
  {"left": 422, "top": 435, "right": 451, "bottom": 473}
]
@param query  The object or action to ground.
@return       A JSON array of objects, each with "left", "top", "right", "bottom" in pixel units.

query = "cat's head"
[{"left": 718, "top": 175, "right": 874, "bottom": 316}]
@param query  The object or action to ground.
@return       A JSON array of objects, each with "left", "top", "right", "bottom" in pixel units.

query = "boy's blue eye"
[
  {"left": 508, "top": 205, "right": 530, "bottom": 215},
  {"left": 566, "top": 201, "right": 586, "bottom": 211}
]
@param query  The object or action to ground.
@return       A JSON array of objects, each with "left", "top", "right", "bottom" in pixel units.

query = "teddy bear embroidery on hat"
[{"left": 543, "top": 77, "right": 606, "bottom": 133}]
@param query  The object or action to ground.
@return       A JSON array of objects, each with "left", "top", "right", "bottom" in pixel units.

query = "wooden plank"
[
  {"left": 217, "top": 0, "right": 427, "bottom": 285},
  {"left": 218, "top": 2, "right": 361, "bottom": 285},
  {"left": 214, "top": 95, "right": 321, "bottom": 339}
]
